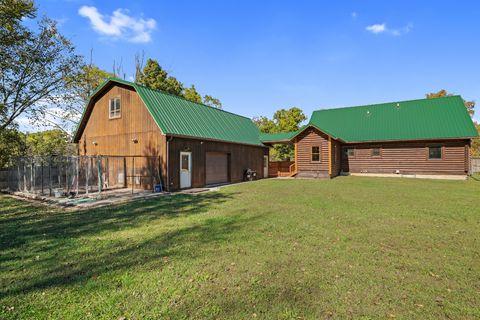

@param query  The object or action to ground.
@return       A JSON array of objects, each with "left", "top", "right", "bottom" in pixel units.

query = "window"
[
  {"left": 181, "top": 154, "right": 189, "bottom": 170},
  {"left": 109, "top": 97, "right": 121, "bottom": 119},
  {"left": 428, "top": 146, "right": 442, "bottom": 159},
  {"left": 311, "top": 146, "right": 320, "bottom": 162},
  {"left": 372, "top": 147, "right": 381, "bottom": 157},
  {"left": 344, "top": 147, "right": 354, "bottom": 157}
]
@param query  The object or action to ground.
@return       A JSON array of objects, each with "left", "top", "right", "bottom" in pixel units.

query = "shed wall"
[{"left": 168, "top": 137, "right": 268, "bottom": 190}]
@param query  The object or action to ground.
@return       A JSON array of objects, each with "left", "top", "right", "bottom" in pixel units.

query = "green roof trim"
[
  {"left": 74, "top": 78, "right": 265, "bottom": 146},
  {"left": 306, "top": 95, "right": 478, "bottom": 143}
]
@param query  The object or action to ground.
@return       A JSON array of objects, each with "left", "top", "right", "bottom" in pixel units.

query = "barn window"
[
  {"left": 371, "top": 147, "right": 381, "bottom": 157},
  {"left": 109, "top": 97, "right": 121, "bottom": 119},
  {"left": 428, "top": 146, "right": 442, "bottom": 159},
  {"left": 311, "top": 146, "right": 320, "bottom": 162}
]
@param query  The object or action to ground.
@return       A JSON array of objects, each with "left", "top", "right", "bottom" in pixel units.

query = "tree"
[
  {"left": 136, "top": 59, "right": 184, "bottom": 96},
  {"left": 273, "top": 107, "right": 307, "bottom": 132},
  {"left": 0, "top": 1, "right": 83, "bottom": 131},
  {"left": 0, "top": 129, "right": 26, "bottom": 168},
  {"left": 25, "top": 129, "right": 75, "bottom": 156},
  {"left": 472, "top": 122, "right": 480, "bottom": 157},
  {"left": 252, "top": 116, "right": 276, "bottom": 133},
  {"left": 0, "top": 0, "right": 35, "bottom": 46},
  {"left": 58, "top": 62, "right": 113, "bottom": 134},
  {"left": 183, "top": 85, "right": 202, "bottom": 103},
  {"left": 135, "top": 57, "right": 223, "bottom": 107},
  {"left": 203, "top": 95, "right": 223, "bottom": 108},
  {"left": 254, "top": 107, "right": 307, "bottom": 160},
  {"left": 426, "top": 90, "right": 475, "bottom": 117}
]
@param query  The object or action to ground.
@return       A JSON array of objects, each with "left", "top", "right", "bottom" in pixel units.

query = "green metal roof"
[
  {"left": 306, "top": 96, "right": 478, "bottom": 143},
  {"left": 74, "top": 78, "right": 265, "bottom": 146}
]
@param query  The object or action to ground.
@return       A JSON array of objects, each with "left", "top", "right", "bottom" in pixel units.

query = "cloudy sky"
[{"left": 28, "top": 0, "right": 480, "bottom": 130}]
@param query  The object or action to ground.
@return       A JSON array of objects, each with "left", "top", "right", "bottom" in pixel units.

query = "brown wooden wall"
[
  {"left": 294, "top": 127, "right": 470, "bottom": 177},
  {"left": 331, "top": 140, "right": 342, "bottom": 177},
  {"left": 167, "top": 137, "right": 269, "bottom": 190},
  {"left": 296, "top": 127, "right": 329, "bottom": 172},
  {"left": 78, "top": 83, "right": 167, "bottom": 188},
  {"left": 79, "top": 84, "right": 166, "bottom": 158},
  {"left": 341, "top": 140, "right": 470, "bottom": 175}
]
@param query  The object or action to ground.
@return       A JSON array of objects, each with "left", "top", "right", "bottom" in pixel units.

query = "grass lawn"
[{"left": 1, "top": 177, "right": 479, "bottom": 319}]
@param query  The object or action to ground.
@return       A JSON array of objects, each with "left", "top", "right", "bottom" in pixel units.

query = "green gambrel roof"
[
  {"left": 306, "top": 96, "right": 478, "bottom": 142},
  {"left": 74, "top": 78, "right": 264, "bottom": 146}
]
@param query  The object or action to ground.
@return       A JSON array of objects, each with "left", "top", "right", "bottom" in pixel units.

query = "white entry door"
[
  {"left": 180, "top": 152, "right": 192, "bottom": 188},
  {"left": 263, "top": 155, "right": 269, "bottom": 178}
]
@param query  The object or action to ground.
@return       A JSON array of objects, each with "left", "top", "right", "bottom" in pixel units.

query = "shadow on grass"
[{"left": 0, "top": 192, "right": 252, "bottom": 299}]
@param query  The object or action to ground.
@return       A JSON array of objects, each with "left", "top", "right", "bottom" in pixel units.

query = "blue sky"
[{"left": 33, "top": 0, "right": 480, "bottom": 125}]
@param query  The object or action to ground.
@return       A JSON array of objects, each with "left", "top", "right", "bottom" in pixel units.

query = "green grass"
[{"left": 1, "top": 177, "right": 479, "bottom": 319}]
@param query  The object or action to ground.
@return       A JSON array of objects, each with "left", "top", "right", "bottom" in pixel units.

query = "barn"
[
  {"left": 261, "top": 96, "right": 478, "bottom": 179},
  {"left": 73, "top": 78, "right": 269, "bottom": 191}
]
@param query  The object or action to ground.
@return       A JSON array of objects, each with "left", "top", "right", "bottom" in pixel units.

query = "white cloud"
[
  {"left": 365, "top": 23, "right": 413, "bottom": 36},
  {"left": 351, "top": 12, "right": 357, "bottom": 18},
  {"left": 78, "top": 6, "right": 156, "bottom": 43},
  {"left": 366, "top": 23, "right": 386, "bottom": 34}
]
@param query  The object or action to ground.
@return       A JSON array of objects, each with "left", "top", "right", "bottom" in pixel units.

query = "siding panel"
[
  {"left": 341, "top": 140, "right": 469, "bottom": 175},
  {"left": 168, "top": 138, "right": 269, "bottom": 190}
]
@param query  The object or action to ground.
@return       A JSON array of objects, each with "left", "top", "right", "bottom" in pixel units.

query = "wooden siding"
[
  {"left": 78, "top": 84, "right": 167, "bottom": 188},
  {"left": 167, "top": 137, "right": 268, "bottom": 190},
  {"left": 296, "top": 127, "right": 329, "bottom": 173},
  {"left": 79, "top": 84, "right": 165, "bottom": 157},
  {"left": 294, "top": 127, "right": 469, "bottom": 177},
  {"left": 331, "top": 140, "right": 342, "bottom": 177},
  {"left": 341, "top": 140, "right": 470, "bottom": 175}
]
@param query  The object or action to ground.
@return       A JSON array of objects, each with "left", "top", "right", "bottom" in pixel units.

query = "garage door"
[{"left": 206, "top": 152, "right": 229, "bottom": 185}]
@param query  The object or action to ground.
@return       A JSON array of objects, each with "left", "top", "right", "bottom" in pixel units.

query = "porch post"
[
  {"left": 328, "top": 136, "right": 332, "bottom": 177},
  {"left": 294, "top": 140, "right": 298, "bottom": 174}
]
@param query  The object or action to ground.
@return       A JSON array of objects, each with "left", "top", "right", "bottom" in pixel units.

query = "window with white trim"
[{"left": 109, "top": 97, "right": 121, "bottom": 119}]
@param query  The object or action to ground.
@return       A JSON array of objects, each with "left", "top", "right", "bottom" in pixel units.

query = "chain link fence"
[{"left": 0, "top": 155, "right": 163, "bottom": 197}]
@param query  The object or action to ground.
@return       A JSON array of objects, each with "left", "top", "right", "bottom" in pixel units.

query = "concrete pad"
[{"left": 348, "top": 173, "right": 468, "bottom": 181}]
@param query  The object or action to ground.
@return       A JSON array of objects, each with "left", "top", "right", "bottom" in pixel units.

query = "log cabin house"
[
  {"left": 261, "top": 95, "right": 478, "bottom": 179},
  {"left": 73, "top": 78, "right": 478, "bottom": 191}
]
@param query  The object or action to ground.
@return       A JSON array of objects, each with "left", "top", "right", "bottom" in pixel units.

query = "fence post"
[
  {"left": 65, "top": 157, "right": 69, "bottom": 194},
  {"left": 23, "top": 160, "right": 27, "bottom": 192},
  {"left": 48, "top": 156, "right": 52, "bottom": 197},
  {"left": 30, "top": 160, "right": 34, "bottom": 193},
  {"left": 41, "top": 160, "right": 44, "bottom": 195},
  {"left": 123, "top": 157, "right": 127, "bottom": 188},
  {"left": 75, "top": 156, "right": 79, "bottom": 196},
  {"left": 17, "top": 162, "right": 20, "bottom": 192},
  {"left": 131, "top": 157, "right": 135, "bottom": 194},
  {"left": 86, "top": 156, "right": 90, "bottom": 195},
  {"left": 97, "top": 156, "right": 102, "bottom": 195}
]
